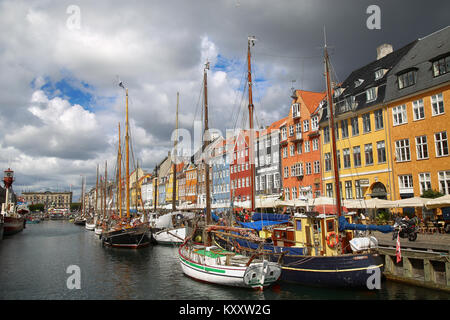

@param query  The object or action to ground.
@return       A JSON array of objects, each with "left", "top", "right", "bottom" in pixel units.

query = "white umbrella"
[
  {"left": 307, "top": 196, "right": 337, "bottom": 206},
  {"left": 343, "top": 199, "right": 367, "bottom": 209},
  {"left": 363, "top": 198, "right": 398, "bottom": 209},
  {"left": 425, "top": 194, "right": 450, "bottom": 209},
  {"left": 395, "top": 197, "right": 428, "bottom": 208}
]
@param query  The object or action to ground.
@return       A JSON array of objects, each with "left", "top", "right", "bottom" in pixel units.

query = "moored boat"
[{"left": 1, "top": 168, "right": 25, "bottom": 236}]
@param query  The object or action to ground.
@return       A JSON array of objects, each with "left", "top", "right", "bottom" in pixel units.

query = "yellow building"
[
  {"left": 384, "top": 27, "right": 450, "bottom": 217},
  {"left": 319, "top": 41, "right": 417, "bottom": 201}
]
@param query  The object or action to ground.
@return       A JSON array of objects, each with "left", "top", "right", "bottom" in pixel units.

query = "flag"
[{"left": 396, "top": 232, "right": 401, "bottom": 263}]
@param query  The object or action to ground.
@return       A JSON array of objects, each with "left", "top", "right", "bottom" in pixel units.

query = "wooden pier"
[{"left": 374, "top": 232, "right": 450, "bottom": 292}]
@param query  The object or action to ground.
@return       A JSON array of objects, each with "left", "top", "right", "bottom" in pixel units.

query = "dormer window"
[
  {"left": 397, "top": 68, "right": 417, "bottom": 89},
  {"left": 292, "top": 103, "right": 300, "bottom": 118},
  {"left": 333, "top": 87, "right": 344, "bottom": 98},
  {"left": 374, "top": 69, "right": 387, "bottom": 80},
  {"left": 366, "top": 87, "right": 377, "bottom": 102},
  {"left": 354, "top": 79, "right": 364, "bottom": 87},
  {"left": 431, "top": 53, "right": 450, "bottom": 77}
]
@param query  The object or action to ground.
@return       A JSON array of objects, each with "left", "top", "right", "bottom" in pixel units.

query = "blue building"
[{"left": 210, "top": 137, "right": 230, "bottom": 211}]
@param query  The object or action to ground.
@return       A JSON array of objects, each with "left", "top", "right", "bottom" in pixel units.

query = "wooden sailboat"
[
  {"left": 101, "top": 82, "right": 151, "bottom": 248},
  {"left": 212, "top": 36, "right": 387, "bottom": 288},
  {"left": 178, "top": 61, "right": 281, "bottom": 289},
  {"left": 74, "top": 175, "right": 86, "bottom": 226}
]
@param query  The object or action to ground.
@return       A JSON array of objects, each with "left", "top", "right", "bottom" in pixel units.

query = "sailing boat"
[
  {"left": 101, "top": 82, "right": 151, "bottom": 248},
  {"left": 212, "top": 36, "right": 391, "bottom": 288},
  {"left": 74, "top": 176, "right": 86, "bottom": 226},
  {"left": 94, "top": 164, "right": 104, "bottom": 236},
  {"left": 178, "top": 61, "right": 281, "bottom": 289},
  {"left": 1, "top": 168, "right": 25, "bottom": 236},
  {"left": 153, "top": 92, "right": 195, "bottom": 245}
]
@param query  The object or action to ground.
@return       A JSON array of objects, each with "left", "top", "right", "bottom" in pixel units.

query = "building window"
[
  {"left": 303, "top": 120, "right": 309, "bottom": 132},
  {"left": 435, "top": 131, "right": 449, "bottom": 157},
  {"left": 395, "top": 139, "right": 411, "bottom": 162},
  {"left": 297, "top": 142, "right": 302, "bottom": 154},
  {"left": 274, "top": 173, "right": 280, "bottom": 188},
  {"left": 366, "top": 87, "right": 377, "bottom": 102},
  {"left": 255, "top": 176, "right": 259, "bottom": 191},
  {"left": 311, "top": 116, "right": 319, "bottom": 131},
  {"left": 364, "top": 143, "right": 373, "bottom": 165},
  {"left": 399, "top": 175, "right": 413, "bottom": 192},
  {"left": 341, "top": 119, "right": 348, "bottom": 138},
  {"left": 431, "top": 93, "right": 445, "bottom": 116},
  {"left": 432, "top": 55, "right": 450, "bottom": 77},
  {"left": 292, "top": 187, "right": 297, "bottom": 199},
  {"left": 415, "top": 136, "right": 429, "bottom": 160},
  {"left": 314, "top": 160, "right": 320, "bottom": 174},
  {"left": 374, "top": 109, "right": 384, "bottom": 130},
  {"left": 267, "top": 174, "right": 273, "bottom": 190},
  {"left": 325, "top": 153, "right": 331, "bottom": 172},
  {"left": 392, "top": 105, "right": 407, "bottom": 126},
  {"left": 284, "top": 167, "right": 289, "bottom": 178},
  {"left": 345, "top": 181, "right": 353, "bottom": 199},
  {"left": 312, "top": 138, "right": 319, "bottom": 151},
  {"left": 323, "top": 126, "right": 330, "bottom": 143},
  {"left": 272, "top": 133, "right": 279, "bottom": 145},
  {"left": 335, "top": 123, "right": 339, "bottom": 140},
  {"left": 292, "top": 103, "right": 300, "bottom": 118},
  {"left": 418, "top": 173, "right": 432, "bottom": 195},
  {"left": 290, "top": 144, "right": 295, "bottom": 156},
  {"left": 375, "top": 69, "right": 385, "bottom": 80},
  {"left": 377, "top": 141, "right": 386, "bottom": 163},
  {"left": 289, "top": 125, "right": 294, "bottom": 137},
  {"left": 282, "top": 147, "right": 287, "bottom": 158},
  {"left": 304, "top": 141, "right": 310, "bottom": 153},
  {"left": 438, "top": 171, "right": 450, "bottom": 195},
  {"left": 336, "top": 150, "right": 341, "bottom": 170},
  {"left": 343, "top": 148, "right": 351, "bottom": 168},
  {"left": 397, "top": 70, "right": 417, "bottom": 89},
  {"left": 281, "top": 127, "right": 287, "bottom": 140},
  {"left": 355, "top": 180, "right": 363, "bottom": 199},
  {"left": 306, "top": 162, "right": 312, "bottom": 175},
  {"left": 285, "top": 188, "right": 290, "bottom": 200},
  {"left": 362, "top": 113, "right": 371, "bottom": 133},
  {"left": 326, "top": 183, "right": 333, "bottom": 198},
  {"left": 351, "top": 116, "right": 359, "bottom": 136},
  {"left": 295, "top": 122, "right": 302, "bottom": 137},
  {"left": 273, "top": 151, "right": 279, "bottom": 163},
  {"left": 353, "top": 146, "right": 361, "bottom": 167},
  {"left": 413, "top": 99, "right": 425, "bottom": 121}
]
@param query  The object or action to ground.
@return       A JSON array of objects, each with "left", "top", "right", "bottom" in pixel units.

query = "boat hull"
[
  {"left": 3, "top": 216, "right": 25, "bottom": 236},
  {"left": 94, "top": 227, "right": 103, "bottom": 235},
  {"left": 154, "top": 227, "right": 186, "bottom": 245},
  {"left": 178, "top": 245, "right": 281, "bottom": 289},
  {"left": 102, "top": 226, "right": 151, "bottom": 249},
  {"left": 85, "top": 223, "right": 95, "bottom": 231},
  {"left": 214, "top": 234, "right": 384, "bottom": 288}
]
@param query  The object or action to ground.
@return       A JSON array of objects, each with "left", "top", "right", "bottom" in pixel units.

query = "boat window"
[
  {"left": 327, "top": 220, "right": 334, "bottom": 232},
  {"left": 295, "top": 220, "right": 302, "bottom": 231}
]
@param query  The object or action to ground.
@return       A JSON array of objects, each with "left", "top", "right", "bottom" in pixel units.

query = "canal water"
[{"left": 1, "top": 220, "right": 449, "bottom": 300}]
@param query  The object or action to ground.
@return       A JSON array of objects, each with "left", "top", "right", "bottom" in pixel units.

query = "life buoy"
[{"left": 326, "top": 232, "right": 338, "bottom": 248}]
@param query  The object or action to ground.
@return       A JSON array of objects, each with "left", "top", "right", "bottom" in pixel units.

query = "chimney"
[{"left": 377, "top": 44, "right": 393, "bottom": 60}]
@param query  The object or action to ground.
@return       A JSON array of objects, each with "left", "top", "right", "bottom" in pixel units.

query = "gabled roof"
[{"left": 294, "top": 90, "right": 327, "bottom": 114}]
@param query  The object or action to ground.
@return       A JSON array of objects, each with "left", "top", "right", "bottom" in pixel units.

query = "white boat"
[
  {"left": 94, "top": 226, "right": 103, "bottom": 235},
  {"left": 85, "top": 221, "right": 95, "bottom": 231},
  {"left": 153, "top": 226, "right": 186, "bottom": 245},
  {"left": 179, "top": 243, "right": 281, "bottom": 289}
]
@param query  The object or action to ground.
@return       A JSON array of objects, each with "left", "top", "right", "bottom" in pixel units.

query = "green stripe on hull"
[{"left": 180, "top": 257, "right": 226, "bottom": 274}]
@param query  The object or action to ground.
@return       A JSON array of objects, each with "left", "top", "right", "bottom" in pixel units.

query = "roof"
[
  {"left": 294, "top": 90, "right": 327, "bottom": 114},
  {"left": 319, "top": 38, "right": 417, "bottom": 124},
  {"left": 385, "top": 26, "right": 450, "bottom": 103}
]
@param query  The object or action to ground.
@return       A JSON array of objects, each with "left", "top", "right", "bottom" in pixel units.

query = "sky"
[{"left": 0, "top": 0, "right": 448, "bottom": 201}]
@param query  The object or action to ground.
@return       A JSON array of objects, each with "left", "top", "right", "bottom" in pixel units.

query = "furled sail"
[{"left": 338, "top": 216, "right": 394, "bottom": 234}]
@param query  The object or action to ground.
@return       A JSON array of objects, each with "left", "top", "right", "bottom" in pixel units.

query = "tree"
[
  {"left": 29, "top": 203, "right": 45, "bottom": 212},
  {"left": 421, "top": 189, "right": 444, "bottom": 199},
  {"left": 70, "top": 202, "right": 81, "bottom": 211}
]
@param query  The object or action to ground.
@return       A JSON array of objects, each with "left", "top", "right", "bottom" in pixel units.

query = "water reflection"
[{"left": 0, "top": 221, "right": 449, "bottom": 300}]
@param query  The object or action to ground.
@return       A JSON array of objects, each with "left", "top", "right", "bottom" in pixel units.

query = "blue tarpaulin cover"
[
  {"left": 251, "top": 213, "right": 291, "bottom": 222},
  {"left": 238, "top": 219, "right": 289, "bottom": 231},
  {"left": 338, "top": 216, "right": 394, "bottom": 233}
]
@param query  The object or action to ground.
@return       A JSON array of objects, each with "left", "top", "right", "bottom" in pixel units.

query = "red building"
[
  {"left": 280, "top": 89, "right": 326, "bottom": 200},
  {"left": 229, "top": 130, "right": 253, "bottom": 210}
]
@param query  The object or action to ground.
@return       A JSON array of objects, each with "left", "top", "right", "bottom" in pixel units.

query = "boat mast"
[
  {"left": 81, "top": 175, "right": 85, "bottom": 218},
  {"left": 204, "top": 61, "right": 212, "bottom": 225},
  {"left": 104, "top": 160, "right": 107, "bottom": 220},
  {"left": 154, "top": 165, "right": 158, "bottom": 212},
  {"left": 125, "top": 88, "right": 130, "bottom": 219},
  {"left": 172, "top": 92, "right": 179, "bottom": 211},
  {"left": 135, "top": 160, "right": 139, "bottom": 212},
  {"left": 324, "top": 34, "right": 343, "bottom": 218},
  {"left": 95, "top": 164, "right": 99, "bottom": 218},
  {"left": 247, "top": 36, "right": 256, "bottom": 213},
  {"left": 117, "top": 122, "right": 122, "bottom": 218}
]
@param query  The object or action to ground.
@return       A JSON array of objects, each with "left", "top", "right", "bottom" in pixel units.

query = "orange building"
[
  {"left": 384, "top": 26, "right": 450, "bottom": 216},
  {"left": 280, "top": 90, "right": 326, "bottom": 200},
  {"left": 184, "top": 163, "right": 197, "bottom": 205}
]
